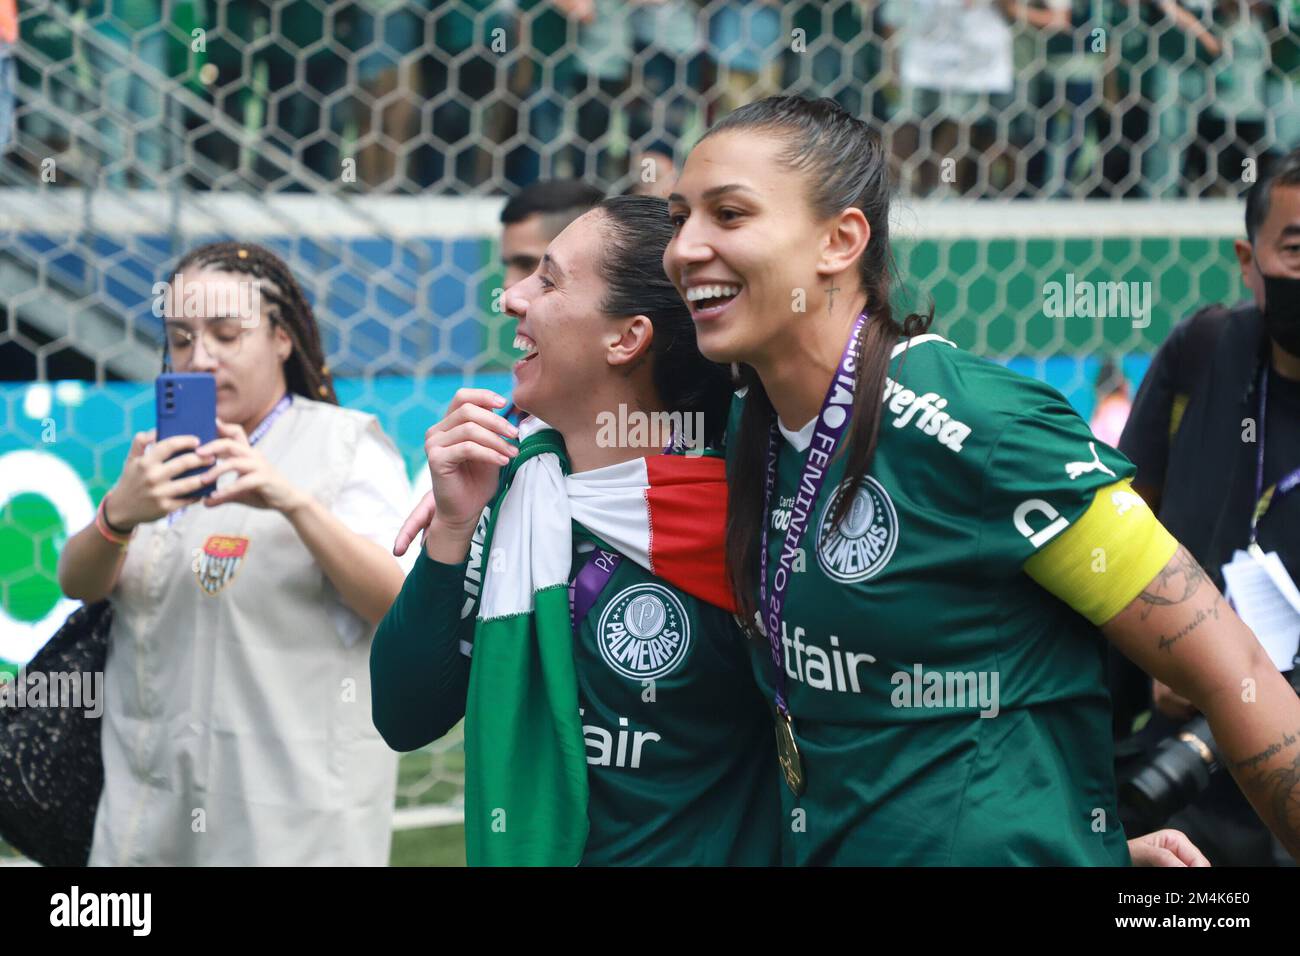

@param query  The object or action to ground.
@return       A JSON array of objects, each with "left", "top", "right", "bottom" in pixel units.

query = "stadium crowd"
[{"left": 1, "top": 0, "right": 1297, "bottom": 197}]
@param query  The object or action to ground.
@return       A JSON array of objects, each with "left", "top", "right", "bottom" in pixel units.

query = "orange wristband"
[{"left": 95, "top": 494, "right": 133, "bottom": 547}]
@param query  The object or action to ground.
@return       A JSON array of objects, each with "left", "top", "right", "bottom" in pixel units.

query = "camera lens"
[{"left": 1120, "top": 716, "right": 1217, "bottom": 831}]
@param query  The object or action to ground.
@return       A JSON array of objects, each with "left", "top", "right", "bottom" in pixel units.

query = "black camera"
[{"left": 1119, "top": 656, "right": 1300, "bottom": 834}]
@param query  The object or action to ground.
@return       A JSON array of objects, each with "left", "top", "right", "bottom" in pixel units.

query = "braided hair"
[{"left": 168, "top": 241, "right": 338, "bottom": 404}]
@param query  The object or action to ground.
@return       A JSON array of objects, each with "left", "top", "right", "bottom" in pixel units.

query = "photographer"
[{"left": 1118, "top": 146, "right": 1300, "bottom": 865}]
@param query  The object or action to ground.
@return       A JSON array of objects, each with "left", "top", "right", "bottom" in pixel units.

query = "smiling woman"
[
  {"left": 54, "top": 241, "right": 413, "bottom": 866},
  {"left": 665, "top": 94, "right": 1300, "bottom": 866},
  {"left": 372, "top": 195, "right": 782, "bottom": 866}
]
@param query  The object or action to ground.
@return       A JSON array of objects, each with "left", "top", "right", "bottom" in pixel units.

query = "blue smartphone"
[{"left": 156, "top": 372, "right": 218, "bottom": 498}]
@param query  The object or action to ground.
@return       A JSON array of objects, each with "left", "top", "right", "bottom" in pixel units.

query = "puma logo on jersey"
[
  {"left": 1065, "top": 442, "right": 1116, "bottom": 481},
  {"left": 1111, "top": 490, "right": 1144, "bottom": 516},
  {"left": 461, "top": 505, "right": 491, "bottom": 620}
]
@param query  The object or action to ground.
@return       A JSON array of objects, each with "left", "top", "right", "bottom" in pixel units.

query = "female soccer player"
[
  {"left": 371, "top": 195, "right": 781, "bottom": 866},
  {"left": 58, "top": 242, "right": 411, "bottom": 865},
  {"left": 663, "top": 95, "right": 1300, "bottom": 865}
]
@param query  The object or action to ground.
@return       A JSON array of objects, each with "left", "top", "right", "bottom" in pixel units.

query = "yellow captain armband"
[{"left": 1023, "top": 479, "right": 1179, "bottom": 626}]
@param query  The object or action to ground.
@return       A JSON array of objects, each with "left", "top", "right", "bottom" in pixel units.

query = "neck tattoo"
[{"left": 825, "top": 281, "right": 840, "bottom": 316}]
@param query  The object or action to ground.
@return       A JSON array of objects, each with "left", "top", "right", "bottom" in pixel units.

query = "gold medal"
[{"left": 774, "top": 711, "right": 806, "bottom": 797}]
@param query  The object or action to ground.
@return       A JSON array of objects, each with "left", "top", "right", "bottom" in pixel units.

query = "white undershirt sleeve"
[{"left": 325, "top": 421, "right": 419, "bottom": 647}]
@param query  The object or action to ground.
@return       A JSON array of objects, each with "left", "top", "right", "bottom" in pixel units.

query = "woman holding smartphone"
[
  {"left": 663, "top": 95, "right": 1300, "bottom": 865},
  {"left": 58, "top": 241, "right": 411, "bottom": 866},
  {"left": 372, "top": 196, "right": 782, "bottom": 866}
]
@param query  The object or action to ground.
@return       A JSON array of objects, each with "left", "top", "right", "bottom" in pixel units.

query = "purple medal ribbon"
[
  {"left": 569, "top": 436, "right": 682, "bottom": 631},
  {"left": 760, "top": 311, "right": 868, "bottom": 718},
  {"left": 570, "top": 548, "right": 622, "bottom": 631},
  {"left": 1250, "top": 367, "right": 1300, "bottom": 546}
]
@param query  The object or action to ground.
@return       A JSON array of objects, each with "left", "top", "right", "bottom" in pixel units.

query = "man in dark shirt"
[{"left": 1118, "top": 146, "right": 1300, "bottom": 865}]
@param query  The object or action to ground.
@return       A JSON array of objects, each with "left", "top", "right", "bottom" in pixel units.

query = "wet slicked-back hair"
[
  {"left": 700, "top": 95, "right": 932, "bottom": 629},
  {"left": 171, "top": 241, "right": 338, "bottom": 405},
  {"left": 593, "top": 194, "right": 732, "bottom": 449}
]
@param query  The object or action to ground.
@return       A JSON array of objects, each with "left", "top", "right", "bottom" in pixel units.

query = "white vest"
[{"left": 91, "top": 399, "right": 399, "bottom": 866}]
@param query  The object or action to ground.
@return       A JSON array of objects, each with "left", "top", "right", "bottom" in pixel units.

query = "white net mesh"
[{"left": 0, "top": 0, "right": 1295, "bottom": 861}]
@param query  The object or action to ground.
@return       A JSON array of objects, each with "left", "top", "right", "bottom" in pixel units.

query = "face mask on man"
[{"left": 1256, "top": 256, "right": 1300, "bottom": 357}]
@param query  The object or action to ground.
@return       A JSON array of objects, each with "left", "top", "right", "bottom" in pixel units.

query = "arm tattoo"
[
  {"left": 1136, "top": 547, "right": 1209, "bottom": 619},
  {"left": 1232, "top": 726, "right": 1299, "bottom": 774},
  {"left": 1134, "top": 547, "right": 1220, "bottom": 651},
  {"left": 1236, "top": 729, "right": 1300, "bottom": 856},
  {"left": 1154, "top": 599, "right": 1222, "bottom": 653}
]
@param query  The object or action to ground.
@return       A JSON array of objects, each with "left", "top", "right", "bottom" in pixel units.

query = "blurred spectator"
[
  {"left": 15, "top": 2, "right": 77, "bottom": 163},
  {"left": 1136, "top": 0, "right": 1222, "bottom": 198},
  {"left": 782, "top": 0, "right": 882, "bottom": 121},
  {"left": 1103, "top": 0, "right": 1158, "bottom": 197},
  {"left": 1264, "top": 1, "right": 1300, "bottom": 152},
  {"left": 0, "top": 0, "right": 15, "bottom": 154},
  {"left": 502, "top": 1, "right": 576, "bottom": 188},
  {"left": 82, "top": 0, "right": 170, "bottom": 188},
  {"left": 347, "top": 0, "right": 430, "bottom": 191},
  {"left": 419, "top": 0, "right": 510, "bottom": 189},
  {"left": 7, "top": 0, "right": 1290, "bottom": 198},
  {"left": 706, "top": 0, "right": 783, "bottom": 117},
  {"left": 1019, "top": 0, "right": 1107, "bottom": 197},
  {"left": 212, "top": 0, "right": 346, "bottom": 188},
  {"left": 625, "top": 0, "right": 702, "bottom": 171},
  {"left": 1194, "top": 1, "right": 1269, "bottom": 196},
  {"left": 880, "top": 0, "right": 1017, "bottom": 197},
  {"left": 185, "top": 0, "right": 252, "bottom": 180},
  {"left": 562, "top": 0, "right": 701, "bottom": 189},
  {"left": 1089, "top": 356, "right": 1132, "bottom": 445},
  {"left": 627, "top": 148, "right": 677, "bottom": 197}
]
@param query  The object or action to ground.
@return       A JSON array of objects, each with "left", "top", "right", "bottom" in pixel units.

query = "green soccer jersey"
[
  {"left": 371, "top": 503, "right": 782, "bottom": 866},
  {"left": 729, "top": 335, "right": 1136, "bottom": 866}
]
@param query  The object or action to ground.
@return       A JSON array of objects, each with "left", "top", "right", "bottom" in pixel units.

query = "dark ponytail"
[
  {"left": 704, "top": 96, "right": 932, "bottom": 629},
  {"left": 169, "top": 241, "right": 338, "bottom": 405},
  {"left": 593, "top": 194, "right": 733, "bottom": 448}
]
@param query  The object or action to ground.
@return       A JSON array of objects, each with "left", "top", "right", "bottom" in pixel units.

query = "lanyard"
[
  {"left": 1250, "top": 367, "right": 1300, "bottom": 548},
  {"left": 568, "top": 430, "right": 685, "bottom": 630},
  {"left": 570, "top": 547, "right": 621, "bottom": 631},
  {"left": 248, "top": 393, "right": 293, "bottom": 446},
  {"left": 759, "top": 312, "right": 867, "bottom": 718}
]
